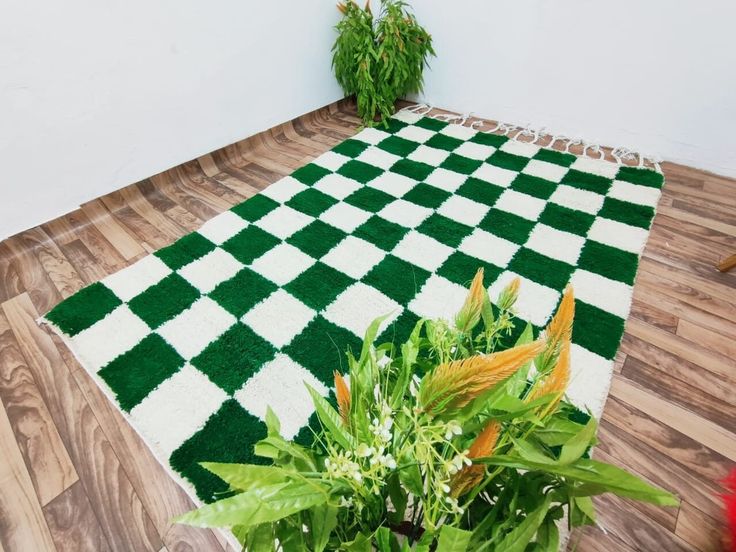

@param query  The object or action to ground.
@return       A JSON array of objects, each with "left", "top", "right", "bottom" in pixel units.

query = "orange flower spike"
[
  {"left": 455, "top": 268, "right": 485, "bottom": 332},
  {"left": 334, "top": 371, "right": 351, "bottom": 425},
  {"left": 420, "top": 340, "right": 545, "bottom": 415},
  {"left": 364, "top": 0, "right": 371, "bottom": 13},
  {"left": 497, "top": 277, "right": 521, "bottom": 311},
  {"left": 547, "top": 285, "right": 575, "bottom": 346},
  {"left": 451, "top": 420, "right": 501, "bottom": 497},
  {"left": 337, "top": 2, "right": 347, "bottom": 15},
  {"left": 529, "top": 340, "right": 571, "bottom": 411},
  {"left": 468, "top": 420, "right": 501, "bottom": 459}
]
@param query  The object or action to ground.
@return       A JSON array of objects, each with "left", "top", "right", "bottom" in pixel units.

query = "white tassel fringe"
[{"left": 401, "top": 104, "right": 662, "bottom": 172}]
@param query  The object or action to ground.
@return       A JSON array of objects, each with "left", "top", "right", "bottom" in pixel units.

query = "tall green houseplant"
[{"left": 332, "top": 0, "right": 435, "bottom": 126}]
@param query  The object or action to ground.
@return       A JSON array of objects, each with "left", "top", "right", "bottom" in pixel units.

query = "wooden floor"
[{"left": 0, "top": 99, "right": 734, "bottom": 551}]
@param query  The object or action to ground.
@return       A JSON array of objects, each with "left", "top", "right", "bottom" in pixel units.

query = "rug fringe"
[{"left": 400, "top": 103, "right": 663, "bottom": 173}]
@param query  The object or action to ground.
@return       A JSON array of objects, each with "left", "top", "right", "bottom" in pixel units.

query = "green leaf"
[
  {"left": 414, "top": 530, "right": 435, "bottom": 552},
  {"left": 305, "top": 383, "right": 356, "bottom": 450},
  {"left": 276, "top": 519, "right": 304, "bottom": 549},
  {"left": 480, "top": 456, "right": 678, "bottom": 506},
  {"left": 386, "top": 472, "right": 408, "bottom": 525},
  {"left": 309, "top": 503, "right": 338, "bottom": 552},
  {"left": 436, "top": 526, "right": 472, "bottom": 552},
  {"left": 570, "top": 496, "right": 596, "bottom": 527},
  {"left": 480, "top": 288, "right": 495, "bottom": 329},
  {"left": 511, "top": 437, "right": 556, "bottom": 465},
  {"left": 375, "top": 526, "right": 400, "bottom": 552},
  {"left": 265, "top": 406, "right": 281, "bottom": 436},
  {"left": 494, "top": 493, "right": 552, "bottom": 552},
  {"left": 175, "top": 480, "right": 328, "bottom": 528},
  {"left": 199, "top": 463, "right": 290, "bottom": 492},
  {"left": 534, "top": 417, "right": 587, "bottom": 447},
  {"left": 398, "top": 450, "right": 423, "bottom": 496},
  {"left": 345, "top": 531, "right": 372, "bottom": 552},
  {"left": 535, "top": 513, "right": 559, "bottom": 552},
  {"left": 507, "top": 323, "right": 535, "bottom": 397},
  {"left": 360, "top": 314, "right": 389, "bottom": 365},
  {"left": 558, "top": 416, "right": 597, "bottom": 465},
  {"left": 253, "top": 435, "right": 316, "bottom": 471},
  {"left": 244, "top": 523, "right": 274, "bottom": 551}
]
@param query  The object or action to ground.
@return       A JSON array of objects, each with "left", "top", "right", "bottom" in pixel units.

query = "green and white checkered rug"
[{"left": 42, "top": 109, "right": 664, "bottom": 505}]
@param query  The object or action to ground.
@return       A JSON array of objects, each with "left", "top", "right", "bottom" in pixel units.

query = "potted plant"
[
  {"left": 176, "top": 269, "right": 676, "bottom": 550},
  {"left": 332, "top": 0, "right": 435, "bottom": 127}
]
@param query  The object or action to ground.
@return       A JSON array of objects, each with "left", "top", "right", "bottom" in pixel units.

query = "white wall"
[
  {"left": 0, "top": 1, "right": 343, "bottom": 239},
  {"left": 410, "top": 1, "right": 736, "bottom": 178}
]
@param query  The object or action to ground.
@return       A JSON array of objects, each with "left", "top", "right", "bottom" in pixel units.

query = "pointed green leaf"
[
  {"left": 494, "top": 493, "right": 552, "bottom": 552},
  {"left": 479, "top": 456, "right": 678, "bottom": 506},
  {"left": 535, "top": 513, "right": 560, "bottom": 552},
  {"left": 306, "top": 382, "right": 356, "bottom": 450},
  {"left": 360, "top": 314, "right": 390, "bottom": 364},
  {"left": 480, "top": 288, "right": 495, "bottom": 329},
  {"left": 245, "top": 523, "right": 275, "bottom": 551},
  {"left": 175, "top": 481, "right": 328, "bottom": 528},
  {"left": 436, "top": 526, "right": 472, "bottom": 552},
  {"left": 309, "top": 503, "right": 338, "bottom": 552},
  {"left": 345, "top": 531, "right": 372, "bottom": 552},
  {"left": 558, "top": 416, "right": 597, "bottom": 465},
  {"left": 199, "top": 463, "right": 290, "bottom": 492},
  {"left": 265, "top": 406, "right": 281, "bottom": 436},
  {"left": 507, "top": 323, "right": 535, "bottom": 397}
]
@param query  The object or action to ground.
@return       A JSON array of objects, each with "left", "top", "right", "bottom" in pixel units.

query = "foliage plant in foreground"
[
  {"left": 332, "top": 0, "right": 435, "bottom": 126},
  {"left": 177, "top": 269, "right": 677, "bottom": 551}
]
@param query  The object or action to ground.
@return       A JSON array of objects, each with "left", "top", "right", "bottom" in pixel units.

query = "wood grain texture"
[
  {"left": 0, "top": 393, "right": 57, "bottom": 552},
  {"left": 0, "top": 312, "right": 77, "bottom": 506},
  {"left": 42, "top": 481, "right": 110, "bottom": 552},
  {"left": 0, "top": 99, "right": 733, "bottom": 550}
]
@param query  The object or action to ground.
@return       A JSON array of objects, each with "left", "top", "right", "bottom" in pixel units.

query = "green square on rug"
[{"left": 42, "top": 108, "right": 665, "bottom": 506}]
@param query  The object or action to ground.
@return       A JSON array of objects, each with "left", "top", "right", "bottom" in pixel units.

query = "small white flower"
[
  {"left": 339, "top": 496, "right": 354, "bottom": 508},
  {"left": 444, "top": 420, "right": 462, "bottom": 440},
  {"left": 374, "top": 384, "right": 382, "bottom": 402},
  {"left": 353, "top": 471, "right": 363, "bottom": 483},
  {"left": 356, "top": 443, "right": 375, "bottom": 458},
  {"left": 450, "top": 451, "right": 471, "bottom": 472},
  {"left": 441, "top": 483, "right": 451, "bottom": 494}
]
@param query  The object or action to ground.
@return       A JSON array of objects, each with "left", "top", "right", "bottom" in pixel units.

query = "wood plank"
[
  {"left": 602, "top": 395, "right": 733, "bottom": 484},
  {"left": 675, "top": 501, "right": 727, "bottom": 552},
  {"left": 619, "top": 332, "right": 734, "bottom": 407},
  {"left": 595, "top": 419, "right": 724, "bottom": 521},
  {"left": 42, "top": 481, "right": 110, "bottom": 552},
  {"left": 631, "top": 284, "right": 736, "bottom": 339},
  {"left": 117, "top": 185, "right": 187, "bottom": 240},
  {"left": 79, "top": 199, "right": 145, "bottom": 261},
  {"left": 593, "top": 448, "right": 678, "bottom": 531},
  {"left": 0, "top": 394, "right": 57, "bottom": 552},
  {"left": 1, "top": 294, "right": 162, "bottom": 551},
  {"left": 624, "top": 318, "right": 734, "bottom": 382},
  {"left": 569, "top": 527, "right": 637, "bottom": 552},
  {"left": 0, "top": 312, "right": 78, "bottom": 506},
  {"left": 1, "top": 234, "right": 63, "bottom": 316},
  {"left": 589, "top": 493, "right": 696, "bottom": 551},
  {"left": 677, "top": 318, "right": 736, "bottom": 358},
  {"left": 71, "top": 361, "right": 227, "bottom": 551},
  {"left": 621, "top": 356, "right": 736, "bottom": 433},
  {"left": 629, "top": 298, "right": 678, "bottom": 333},
  {"left": 609, "top": 376, "right": 736, "bottom": 461},
  {"left": 43, "top": 210, "right": 127, "bottom": 277}
]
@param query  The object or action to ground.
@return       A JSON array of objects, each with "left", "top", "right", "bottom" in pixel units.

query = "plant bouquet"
[
  {"left": 177, "top": 269, "right": 676, "bottom": 551},
  {"left": 332, "top": 0, "right": 435, "bottom": 127}
]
